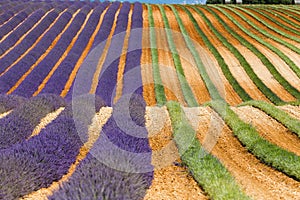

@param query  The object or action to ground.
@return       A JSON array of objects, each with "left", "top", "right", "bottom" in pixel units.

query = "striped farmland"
[{"left": 0, "top": 1, "right": 299, "bottom": 199}]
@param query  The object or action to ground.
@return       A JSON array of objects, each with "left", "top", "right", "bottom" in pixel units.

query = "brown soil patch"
[
  {"left": 210, "top": 7, "right": 296, "bottom": 102},
  {"left": 61, "top": 5, "right": 110, "bottom": 97},
  {"left": 232, "top": 106, "right": 300, "bottom": 156},
  {"left": 189, "top": 106, "right": 300, "bottom": 199},
  {"left": 144, "top": 106, "right": 208, "bottom": 200},
  {"left": 163, "top": 5, "right": 210, "bottom": 105},
  {"left": 176, "top": 6, "right": 243, "bottom": 105},
  {"left": 141, "top": 4, "right": 156, "bottom": 106},
  {"left": 152, "top": 5, "right": 186, "bottom": 106},
  {"left": 0, "top": 111, "right": 11, "bottom": 119},
  {"left": 22, "top": 107, "right": 113, "bottom": 200},
  {"left": 279, "top": 105, "right": 300, "bottom": 121}
]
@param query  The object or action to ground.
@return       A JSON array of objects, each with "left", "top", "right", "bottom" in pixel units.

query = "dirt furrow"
[
  {"left": 175, "top": 6, "right": 242, "bottom": 105},
  {"left": 164, "top": 5, "right": 210, "bottom": 105},
  {"left": 144, "top": 106, "right": 208, "bottom": 200},
  {"left": 141, "top": 5, "right": 156, "bottom": 106},
  {"left": 211, "top": 7, "right": 296, "bottom": 102},
  {"left": 188, "top": 106, "right": 300, "bottom": 200},
  {"left": 152, "top": 5, "right": 186, "bottom": 106},
  {"left": 232, "top": 106, "right": 300, "bottom": 157},
  {"left": 279, "top": 105, "right": 300, "bottom": 121}
]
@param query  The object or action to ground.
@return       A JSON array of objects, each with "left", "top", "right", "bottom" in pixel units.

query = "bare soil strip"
[
  {"left": 144, "top": 106, "right": 208, "bottom": 200},
  {"left": 152, "top": 5, "right": 186, "bottom": 106},
  {"left": 29, "top": 107, "right": 64, "bottom": 138},
  {"left": 176, "top": 6, "right": 242, "bottom": 105},
  {"left": 197, "top": 7, "right": 269, "bottom": 102},
  {"left": 279, "top": 105, "right": 300, "bottom": 121},
  {"left": 141, "top": 5, "right": 156, "bottom": 106},
  {"left": 164, "top": 5, "right": 210, "bottom": 105},
  {"left": 21, "top": 107, "right": 113, "bottom": 200},
  {"left": 212, "top": 7, "right": 296, "bottom": 102},
  {"left": 0, "top": 111, "right": 11, "bottom": 119},
  {"left": 188, "top": 106, "right": 300, "bottom": 199},
  {"left": 232, "top": 106, "right": 300, "bottom": 156}
]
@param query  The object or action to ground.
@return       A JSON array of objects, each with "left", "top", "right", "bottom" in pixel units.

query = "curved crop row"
[
  {"left": 212, "top": 6, "right": 300, "bottom": 80},
  {"left": 0, "top": 3, "right": 69, "bottom": 72},
  {"left": 210, "top": 100, "right": 300, "bottom": 181},
  {"left": 0, "top": 95, "right": 105, "bottom": 200},
  {"left": 210, "top": 6, "right": 300, "bottom": 101},
  {"left": 0, "top": 3, "right": 87, "bottom": 97},
  {"left": 166, "top": 101, "right": 249, "bottom": 199},
  {"left": 157, "top": 5, "right": 198, "bottom": 107},
  {"left": 0, "top": 94, "right": 26, "bottom": 114},
  {"left": 0, "top": 2, "right": 29, "bottom": 26},
  {"left": 240, "top": 100, "right": 300, "bottom": 137}
]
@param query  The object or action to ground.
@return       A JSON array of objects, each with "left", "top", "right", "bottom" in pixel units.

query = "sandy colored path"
[
  {"left": 152, "top": 5, "right": 186, "bottom": 106},
  {"left": 232, "top": 106, "right": 300, "bottom": 157},
  {"left": 211, "top": 7, "right": 296, "bottom": 102},
  {"left": 186, "top": 106, "right": 300, "bottom": 200},
  {"left": 144, "top": 106, "right": 208, "bottom": 200},
  {"left": 164, "top": 5, "right": 210, "bottom": 105},
  {"left": 141, "top": 5, "right": 156, "bottom": 106},
  {"left": 175, "top": 6, "right": 242, "bottom": 105}
]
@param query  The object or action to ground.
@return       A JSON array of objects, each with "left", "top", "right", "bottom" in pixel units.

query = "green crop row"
[
  {"left": 168, "top": 5, "right": 223, "bottom": 101},
  {"left": 174, "top": 5, "right": 251, "bottom": 102},
  {"left": 214, "top": 6, "right": 300, "bottom": 100},
  {"left": 217, "top": 5, "right": 300, "bottom": 79},
  {"left": 235, "top": 6, "right": 300, "bottom": 43},
  {"left": 147, "top": 4, "right": 167, "bottom": 106},
  {"left": 157, "top": 5, "right": 199, "bottom": 107},
  {"left": 240, "top": 100, "right": 300, "bottom": 137},
  {"left": 166, "top": 101, "right": 249, "bottom": 200},
  {"left": 246, "top": 6, "right": 300, "bottom": 36},
  {"left": 209, "top": 100, "right": 300, "bottom": 181}
]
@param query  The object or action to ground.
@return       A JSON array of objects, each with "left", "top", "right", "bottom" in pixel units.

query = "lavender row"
[
  {"left": 40, "top": 2, "right": 110, "bottom": 95},
  {"left": 0, "top": 3, "right": 43, "bottom": 40},
  {"left": 50, "top": 94, "right": 153, "bottom": 200},
  {"left": 0, "top": 3, "right": 28, "bottom": 26},
  {"left": 0, "top": 94, "right": 65, "bottom": 150},
  {"left": 0, "top": 95, "right": 106, "bottom": 200},
  {"left": 0, "top": 94, "right": 26, "bottom": 114},
  {"left": 123, "top": 2, "right": 144, "bottom": 96},
  {"left": 95, "top": 2, "right": 131, "bottom": 105},
  {"left": 65, "top": 2, "right": 121, "bottom": 99},
  {"left": 0, "top": 8, "right": 52, "bottom": 54},
  {"left": 0, "top": 3, "right": 84, "bottom": 95},
  {"left": 0, "top": 3, "right": 73, "bottom": 74},
  {"left": 11, "top": 4, "right": 91, "bottom": 97}
]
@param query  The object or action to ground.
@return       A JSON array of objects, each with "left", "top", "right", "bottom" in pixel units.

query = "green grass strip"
[
  {"left": 246, "top": 6, "right": 300, "bottom": 36},
  {"left": 166, "top": 5, "right": 223, "bottom": 101},
  {"left": 174, "top": 5, "right": 250, "bottom": 102},
  {"left": 234, "top": 5, "right": 300, "bottom": 43},
  {"left": 191, "top": 6, "right": 285, "bottom": 105},
  {"left": 213, "top": 6, "right": 300, "bottom": 100},
  {"left": 209, "top": 100, "right": 300, "bottom": 181},
  {"left": 157, "top": 5, "right": 198, "bottom": 107},
  {"left": 239, "top": 100, "right": 300, "bottom": 138},
  {"left": 147, "top": 4, "right": 167, "bottom": 106},
  {"left": 257, "top": 7, "right": 300, "bottom": 30},
  {"left": 166, "top": 101, "right": 250, "bottom": 200},
  {"left": 216, "top": 5, "right": 300, "bottom": 79}
]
